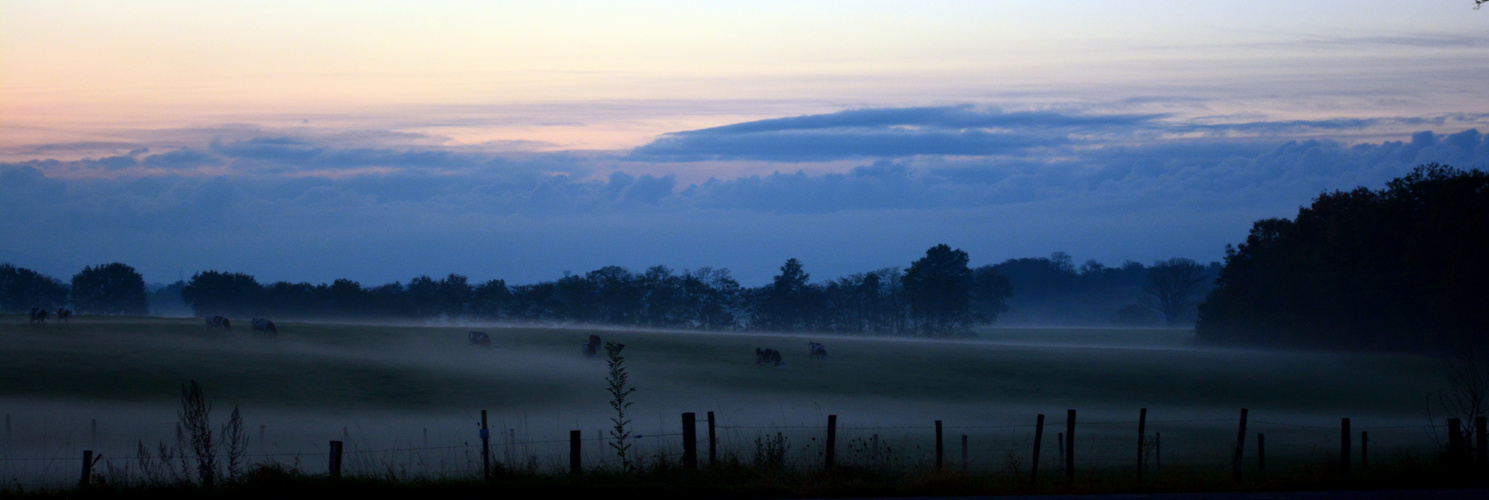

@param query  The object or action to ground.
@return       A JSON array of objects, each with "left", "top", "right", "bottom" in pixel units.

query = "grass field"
[{"left": 0, "top": 315, "right": 1459, "bottom": 488}]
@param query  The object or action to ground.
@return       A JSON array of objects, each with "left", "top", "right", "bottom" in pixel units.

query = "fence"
[{"left": 1, "top": 409, "right": 1483, "bottom": 490}]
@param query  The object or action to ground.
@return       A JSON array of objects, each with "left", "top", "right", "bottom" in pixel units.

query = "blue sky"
[{"left": 2, "top": 2, "right": 1488, "bottom": 286}]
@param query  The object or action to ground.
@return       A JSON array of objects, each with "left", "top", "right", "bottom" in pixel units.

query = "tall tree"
[
  {"left": 0, "top": 263, "right": 69, "bottom": 312},
  {"left": 969, "top": 265, "right": 1013, "bottom": 325},
  {"left": 182, "top": 270, "right": 262, "bottom": 317},
  {"left": 70, "top": 262, "right": 148, "bottom": 315},
  {"left": 1143, "top": 258, "right": 1208, "bottom": 326},
  {"left": 760, "top": 258, "right": 810, "bottom": 331},
  {"left": 903, "top": 244, "right": 975, "bottom": 337}
]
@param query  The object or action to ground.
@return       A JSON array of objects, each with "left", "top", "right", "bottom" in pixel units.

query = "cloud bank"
[{"left": 3, "top": 107, "right": 1488, "bottom": 286}]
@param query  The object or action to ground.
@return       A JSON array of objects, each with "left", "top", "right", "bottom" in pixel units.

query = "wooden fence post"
[
  {"left": 1477, "top": 416, "right": 1488, "bottom": 465},
  {"left": 1340, "top": 418, "right": 1351, "bottom": 474},
  {"left": 1031, "top": 414, "right": 1045, "bottom": 486},
  {"left": 1361, "top": 431, "right": 1368, "bottom": 470},
  {"left": 935, "top": 420, "right": 944, "bottom": 470},
  {"left": 682, "top": 412, "right": 697, "bottom": 470},
  {"left": 79, "top": 450, "right": 94, "bottom": 487},
  {"left": 1448, "top": 418, "right": 1464, "bottom": 465},
  {"left": 1231, "top": 408, "right": 1248, "bottom": 482},
  {"left": 507, "top": 429, "right": 516, "bottom": 465},
  {"left": 570, "top": 430, "right": 582, "bottom": 474},
  {"left": 825, "top": 414, "right": 838, "bottom": 469},
  {"left": 961, "top": 434, "right": 968, "bottom": 472},
  {"left": 1057, "top": 432, "right": 1064, "bottom": 475},
  {"left": 1258, "top": 433, "right": 1265, "bottom": 471},
  {"left": 1065, "top": 409, "right": 1076, "bottom": 486},
  {"left": 708, "top": 411, "right": 717, "bottom": 467},
  {"left": 1137, "top": 408, "right": 1147, "bottom": 481},
  {"left": 481, "top": 410, "right": 491, "bottom": 480},
  {"left": 329, "top": 440, "right": 343, "bottom": 479}
]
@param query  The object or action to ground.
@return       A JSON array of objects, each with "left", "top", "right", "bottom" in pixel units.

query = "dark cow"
[
  {"left": 582, "top": 334, "right": 602, "bottom": 358},
  {"left": 29, "top": 308, "right": 49, "bottom": 324},
  {"left": 468, "top": 331, "right": 492, "bottom": 348},
  {"left": 55, "top": 308, "right": 71, "bottom": 323},
  {"left": 755, "top": 347, "right": 783, "bottom": 367},
  {"left": 251, "top": 318, "right": 278, "bottom": 336},
  {"left": 808, "top": 342, "right": 828, "bottom": 360},
  {"left": 205, "top": 315, "right": 231, "bottom": 331}
]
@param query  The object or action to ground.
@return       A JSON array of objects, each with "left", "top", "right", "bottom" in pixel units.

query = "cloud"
[
  {"left": 631, "top": 106, "right": 1163, "bottom": 162},
  {"left": 6, "top": 106, "right": 1489, "bottom": 287}
]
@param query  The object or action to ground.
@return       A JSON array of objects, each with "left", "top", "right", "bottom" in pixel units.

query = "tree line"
[
  {"left": 0, "top": 262, "right": 147, "bottom": 316},
  {"left": 176, "top": 245, "right": 1011, "bottom": 337},
  {"left": 1197, "top": 164, "right": 1489, "bottom": 352},
  {"left": 2, "top": 246, "right": 1219, "bottom": 336}
]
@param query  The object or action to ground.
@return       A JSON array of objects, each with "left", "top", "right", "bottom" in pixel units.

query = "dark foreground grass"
[{"left": 8, "top": 452, "right": 1487, "bottom": 500}]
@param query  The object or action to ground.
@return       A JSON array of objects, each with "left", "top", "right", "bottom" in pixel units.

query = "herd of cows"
[
  {"left": 466, "top": 328, "right": 829, "bottom": 366},
  {"left": 203, "top": 315, "right": 278, "bottom": 337},
  {"left": 18, "top": 311, "right": 831, "bottom": 365},
  {"left": 26, "top": 307, "right": 71, "bottom": 324}
]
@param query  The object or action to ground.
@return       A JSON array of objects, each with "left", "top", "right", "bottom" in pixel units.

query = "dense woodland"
[
  {"left": 1, "top": 246, "right": 1219, "bottom": 336},
  {"left": 1197, "top": 164, "right": 1489, "bottom": 352}
]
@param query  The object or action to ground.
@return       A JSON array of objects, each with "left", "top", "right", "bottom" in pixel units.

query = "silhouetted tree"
[
  {"left": 1198, "top": 164, "right": 1489, "bottom": 351},
  {"left": 70, "top": 262, "right": 148, "bottom": 315},
  {"left": 182, "top": 271, "right": 262, "bottom": 317},
  {"left": 969, "top": 265, "right": 1013, "bottom": 325},
  {"left": 0, "top": 263, "right": 68, "bottom": 312},
  {"left": 759, "top": 258, "right": 811, "bottom": 331},
  {"left": 904, "top": 244, "right": 976, "bottom": 337},
  {"left": 471, "top": 279, "right": 511, "bottom": 319},
  {"left": 1143, "top": 258, "right": 1208, "bottom": 326}
]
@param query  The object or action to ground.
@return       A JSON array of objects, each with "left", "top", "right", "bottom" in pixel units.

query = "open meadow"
[{"left": 0, "top": 315, "right": 1457, "bottom": 488}]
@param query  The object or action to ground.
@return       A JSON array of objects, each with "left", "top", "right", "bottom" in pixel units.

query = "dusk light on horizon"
[{"left": 4, "top": 1, "right": 1488, "bottom": 286}]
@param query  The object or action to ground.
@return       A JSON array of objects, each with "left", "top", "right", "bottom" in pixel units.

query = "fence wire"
[{"left": 0, "top": 411, "right": 1468, "bottom": 491}]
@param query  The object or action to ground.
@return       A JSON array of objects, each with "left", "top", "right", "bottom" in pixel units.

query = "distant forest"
[
  {"left": 7, "top": 164, "right": 1482, "bottom": 349},
  {"left": 1, "top": 247, "right": 1220, "bottom": 336}
]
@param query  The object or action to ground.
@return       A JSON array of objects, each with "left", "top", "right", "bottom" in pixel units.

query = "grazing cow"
[
  {"left": 29, "top": 308, "right": 49, "bottom": 324},
  {"left": 808, "top": 342, "right": 828, "bottom": 360},
  {"left": 468, "top": 331, "right": 492, "bottom": 348},
  {"left": 205, "top": 315, "right": 231, "bottom": 331},
  {"left": 56, "top": 308, "right": 71, "bottom": 323},
  {"left": 582, "top": 334, "right": 602, "bottom": 358},
  {"left": 755, "top": 347, "right": 783, "bottom": 366},
  {"left": 251, "top": 318, "right": 278, "bottom": 336}
]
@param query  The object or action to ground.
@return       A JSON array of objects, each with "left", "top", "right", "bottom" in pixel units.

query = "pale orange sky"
[{"left": 5, "top": 1, "right": 1486, "bottom": 157}]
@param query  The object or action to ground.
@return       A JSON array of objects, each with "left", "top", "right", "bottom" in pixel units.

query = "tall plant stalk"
[{"left": 604, "top": 342, "right": 637, "bottom": 471}]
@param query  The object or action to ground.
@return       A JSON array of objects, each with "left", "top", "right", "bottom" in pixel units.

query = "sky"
[{"left": 3, "top": 1, "right": 1489, "bottom": 287}]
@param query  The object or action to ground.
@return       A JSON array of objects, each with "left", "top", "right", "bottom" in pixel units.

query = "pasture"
[{"left": 0, "top": 315, "right": 1457, "bottom": 486}]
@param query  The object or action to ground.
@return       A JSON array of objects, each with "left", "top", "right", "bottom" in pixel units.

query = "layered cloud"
[{"left": 3, "top": 107, "right": 1488, "bottom": 285}]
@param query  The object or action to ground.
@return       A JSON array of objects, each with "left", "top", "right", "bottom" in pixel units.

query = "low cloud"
[{"left": 631, "top": 106, "right": 1162, "bottom": 162}]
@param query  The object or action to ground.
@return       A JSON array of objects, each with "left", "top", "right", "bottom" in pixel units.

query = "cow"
[
  {"left": 468, "top": 331, "right": 492, "bottom": 348},
  {"left": 205, "top": 315, "right": 231, "bottom": 331},
  {"left": 251, "top": 318, "right": 278, "bottom": 336},
  {"left": 29, "top": 308, "right": 48, "bottom": 324},
  {"left": 55, "top": 308, "right": 71, "bottom": 323},
  {"left": 808, "top": 342, "right": 828, "bottom": 360},
  {"left": 755, "top": 347, "right": 783, "bottom": 367},
  {"left": 582, "top": 334, "right": 602, "bottom": 358}
]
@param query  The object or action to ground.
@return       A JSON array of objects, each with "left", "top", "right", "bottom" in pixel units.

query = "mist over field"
[
  {"left": 4, "top": 3, "right": 1488, "bottom": 496},
  {"left": 0, "top": 316, "right": 1454, "bottom": 487}
]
